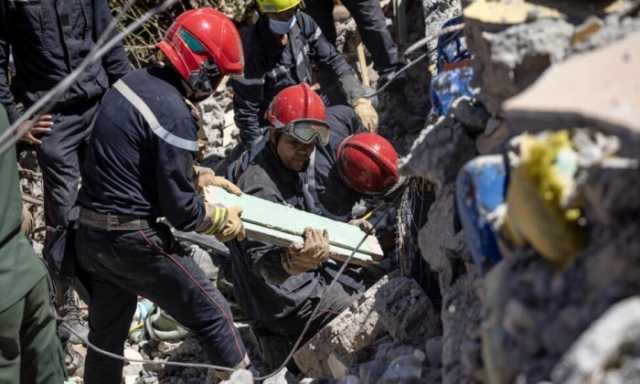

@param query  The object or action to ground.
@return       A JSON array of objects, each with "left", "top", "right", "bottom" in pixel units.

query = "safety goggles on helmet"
[
  {"left": 281, "top": 119, "right": 330, "bottom": 146},
  {"left": 180, "top": 29, "right": 223, "bottom": 94}
]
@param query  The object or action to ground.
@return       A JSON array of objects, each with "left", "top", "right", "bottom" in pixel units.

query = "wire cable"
[{"left": 59, "top": 192, "right": 403, "bottom": 380}]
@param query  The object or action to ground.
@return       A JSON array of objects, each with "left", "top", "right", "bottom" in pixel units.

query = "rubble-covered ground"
[{"left": 19, "top": 1, "right": 640, "bottom": 384}]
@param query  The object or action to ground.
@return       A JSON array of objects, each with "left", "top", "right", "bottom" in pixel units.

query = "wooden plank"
[{"left": 205, "top": 186, "right": 383, "bottom": 266}]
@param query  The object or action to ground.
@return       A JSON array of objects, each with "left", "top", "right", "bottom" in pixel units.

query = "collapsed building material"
[
  {"left": 293, "top": 275, "right": 392, "bottom": 378},
  {"left": 552, "top": 296, "right": 640, "bottom": 384},
  {"left": 503, "top": 32, "right": 640, "bottom": 142},
  {"left": 204, "top": 186, "right": 384, "bottom": 265},
  {"left": 374, "top": 276, "right": 440, "bottom": 343}
]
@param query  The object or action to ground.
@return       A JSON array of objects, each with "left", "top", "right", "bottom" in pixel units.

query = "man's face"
[{"left": 275, "top": 133, "right": 314, "bottom": 172}]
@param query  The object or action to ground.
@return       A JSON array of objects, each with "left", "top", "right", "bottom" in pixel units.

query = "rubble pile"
[{"left": 16, "top": 1, "right": 640, "bottom": 384}]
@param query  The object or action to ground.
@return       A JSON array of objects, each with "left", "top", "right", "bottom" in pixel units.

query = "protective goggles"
[{"left": 282, "top": 119, "right": 330, "bottom": 146}]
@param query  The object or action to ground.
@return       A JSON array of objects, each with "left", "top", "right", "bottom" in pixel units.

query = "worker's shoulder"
[
  {"left": 237, "top": 162, "right": 281, "bottom": 201},
  {"left": 119, "top": 68, "right": 192, "bottom": 120},
  {"left": 296, "top": 11, "right": 320, "bottom": 35}
]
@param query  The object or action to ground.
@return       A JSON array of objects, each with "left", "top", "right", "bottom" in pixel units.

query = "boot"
[{"left": 57, "top": 288, "right": 89, "bottom": 345}]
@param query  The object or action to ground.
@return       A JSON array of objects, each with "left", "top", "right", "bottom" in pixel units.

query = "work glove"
[
  {"left": 193, "top": 165, "right": 242, "bottom": 196},
  {"left": 282, "top": 228, "right": 331, "bottom": 275},
  {"left": 198, "top": 203, "right": 246, "bottom": 242},
  {"left": 353, "top": 98, "right": 378, "bottom": 132}
]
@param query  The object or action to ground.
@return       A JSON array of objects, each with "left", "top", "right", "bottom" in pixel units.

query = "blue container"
[{"left": 456, "top": 155, "right": 508, "bottom": 273}]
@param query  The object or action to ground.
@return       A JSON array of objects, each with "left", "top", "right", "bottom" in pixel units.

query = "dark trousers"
[
  {"left": 304, "top": 0, "right": 400, "bottom": 74},
  {"left": 75, "top": 223, "right": 247, "bottom": 384},
  {"left": 0, "top": 277, "right": 66, "bottom": 384},
  {"left": 253, "top": 278, "right": 361, "bottom": 372},
  {"left": 37, "top": 101, "right": 98, "bottom": 278}
]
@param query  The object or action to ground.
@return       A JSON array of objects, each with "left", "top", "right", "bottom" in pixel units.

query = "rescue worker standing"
[
  {"left": 226, "top": 84, "right": 400, "bottom": 371},
  {"left": 0, "top": 0, "right": 130, "bottom": 335},
  {"left": 75, "top": 9, "right": 250, "bottom": 383},
  {"left": 0, "top": 104, "right": 66, "bottom": 384},
  {"left": 231, "top": 0, "right": 378, "bottom": 148},
  {"left": 303, "top": 0, "right": 403, "bottom": 87}
]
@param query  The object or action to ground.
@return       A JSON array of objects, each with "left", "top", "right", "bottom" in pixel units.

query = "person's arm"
[
  {"left": 303, "top": 13, "right": 365, "bottom": 104},
  {"left": 155, "top": 117, "right": 208, "bottom": 231},
  {"left": 0, "top": 3, "right": 20, "bottom": 123},
  {"left": 93, "top": 0, "right": 130, "bottom": 84}
]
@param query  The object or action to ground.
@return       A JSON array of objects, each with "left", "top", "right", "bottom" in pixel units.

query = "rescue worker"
[
  {"left": 231, "top": 0, "right": 378, "bottom": 148},
  {"left": 303, "top": 0, "right": 403, "bottom": 88},
  {"left": 0, "top": 105, "right": 66, "bottom": 383},
  {"left": 226, "top": 84, "right": 400, "bottom": 371},
  {"left": 74, "top": 9, "right": 250, "bottom": 383},
  {"left": 0, "top": 0, "right": 130, "bottom": 339}
]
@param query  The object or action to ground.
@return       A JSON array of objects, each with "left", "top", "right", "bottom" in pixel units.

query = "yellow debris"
[
  {"left": 463, "top": 0, "right": 563, "bottom": 25},
  {"left": 504, "top": 131, "right": 586, "bottom": 269}
]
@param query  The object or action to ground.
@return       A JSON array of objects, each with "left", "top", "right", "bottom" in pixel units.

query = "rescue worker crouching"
[
  {"left": 231, "top": 0, "right": 378, "bottom": 148},
  {"left": 74, "top": 9, "right": 251, "bottom": 383},
  {"left": 226, "top": 83, "right": 400, "bottom": 372}
]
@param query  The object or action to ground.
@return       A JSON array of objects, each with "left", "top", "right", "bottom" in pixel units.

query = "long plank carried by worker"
[{"left": 205, "top": 186, "right": 383, "bottom": 266}]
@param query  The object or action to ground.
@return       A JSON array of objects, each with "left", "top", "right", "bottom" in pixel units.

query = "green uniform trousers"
[{"left": 0, "top": 277, "right": 65, "bottom": 384}]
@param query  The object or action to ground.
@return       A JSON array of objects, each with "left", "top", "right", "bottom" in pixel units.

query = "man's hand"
[
  {"left": 353, "top": 98, "right": 378, "bottom": 132},
  {"left": 216, "top": 205, "right": 246, "bottom": 242},
  {"left": 349, "top": 218, "right": 374, "bottom": 233},
  {"left": 20, "top": 114, "right": 53, "bottom": 145},
  {"left": 199, "top": 204, "right": 246, "bottom": 242},
  {"left": 283, "top": 228, "right": 330, "bottom": 275},
  {"left": 194, "top": 166, "right": 242, "bottom": 196}
]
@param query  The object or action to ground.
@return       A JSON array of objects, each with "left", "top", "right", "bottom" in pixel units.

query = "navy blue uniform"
[
  {"left": 230, "top": 11, "right": 364, "bottom": 147},
  {"left": 224, "top": 106, "right": 370, "bottom": 369},
  {"left": 0, "top": 0, "right": 130, "bottom": 278},
  {"left": 76, "top": 67, "right": 247, "bottom": 384},
  {"left": 304, "top": 0, "right": 401, "bottom": 76}
]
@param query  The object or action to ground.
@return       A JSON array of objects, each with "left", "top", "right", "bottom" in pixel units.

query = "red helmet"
[
  {"left": 337, "top": 133, "right": 400, "bottom": 195},
  {"left": 266, "top": 83, "right": 330, "bottom": 145},
  {"left": 158, "top": 8, "right": 244, "bottom": 96}
]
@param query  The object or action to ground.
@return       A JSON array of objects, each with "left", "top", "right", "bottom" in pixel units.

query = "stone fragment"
[
  {"left": 464, "top": 0, "right": 562, "bottom": 25},
  {"left": 552, "top": 297, "right": 640, "bottom": 384},
  {"left": 293, "top": 275, "right": 392, "bottom": 378},
  {"left": 425, "top": 336, "right": 443, "bottom": 367},
  {"left": 503, "top": 32, "right": 640, "bottom": 142},
  {"left": 465, "top": 17, "right": 574, "bottom": 115},
  {"left": 374, "top": 277, "right": 440, "bottom": 342},
  {"left": 442, "top": 269, "right": 482, "bottom": 384}
]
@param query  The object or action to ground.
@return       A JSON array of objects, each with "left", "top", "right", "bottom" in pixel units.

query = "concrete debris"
[
  {"left": 552, "top": 296, "right": 640, "bottom": 384},
  {"left": 398, "top": 114, "right": 477, "bottom": 188},
  {"left": 373, "top": 276, "right": 440, "bottom": 342},
  {"left": 466, "top": 17, "right": 575, "bottom": 116},
  {"left": 441, "top": 269, "right": 482, "bottom": 384},
  {"left": 503, "top": 31, "right": 640, "bottom": 143},
  {"left": 294, "top": 275, "right": 391, "bottom": 378}
]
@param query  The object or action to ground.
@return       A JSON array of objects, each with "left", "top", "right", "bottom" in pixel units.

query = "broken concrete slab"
[
  {"left": 552, "top": 297, "right": 640, "bottom": 384},
  {"left": 373, "top": 276, "right": 440, "bottom": 343},
  {"left": 442, "top": 269, "right": 482, "bottom": 384},
  {"left": 293, "top": 275, "right": 392, "bottom": 378},
  {"left": 503, "top": 32, "right": 640, "bottom": 142},
  {"left": 205, "top": 186, "right": 383, "bottom": 265},
  {"left": 465, "top": 17, "right": 574, "bottom": 116}
]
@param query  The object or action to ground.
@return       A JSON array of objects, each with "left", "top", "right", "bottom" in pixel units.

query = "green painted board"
[{"left": 206, "top": 187, "right": 383, "bottom": 266}]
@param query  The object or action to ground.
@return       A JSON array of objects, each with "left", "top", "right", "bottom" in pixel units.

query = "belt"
[{"left": 79, "top": 208, "right": 156, "bottom": 231}]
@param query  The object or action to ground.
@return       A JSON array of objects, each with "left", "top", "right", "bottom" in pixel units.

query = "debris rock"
[
  {"left": 465, "top": 17, "right": 574, "bottom": 116},
  {"left": 373, "top": 277, "right": 440, "bottom": 342},
  {"left": 552, "top": 297, "right": 640, "bottom": 384},
  {"left": 503, "top": 32, "right": 640, "bottom": 144},
  {"left": 441, "top": 269, "right": 482, "bottom": 384},
  {"left": 294, "top": 275, "right": 392, "bottom": 378}
]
